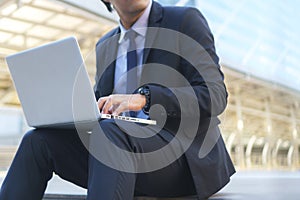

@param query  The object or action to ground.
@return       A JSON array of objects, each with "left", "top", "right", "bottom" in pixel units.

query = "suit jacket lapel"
[
  {"left": 98, "top": 28, "right": 120, "bottom": 96},
  {"left": 98, "top": 2, "right": 163, "bottom": 96},
  {"left": 143, "top": 1, "right": 163, "bottom": 64}
]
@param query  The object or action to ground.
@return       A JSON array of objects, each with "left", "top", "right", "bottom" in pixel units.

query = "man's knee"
[
  {"left": 98, "top": 119, "right": 116, "bottom": 131},
  {"left": 94, "top": 119, "right": 133, "bottom": 151},
  {"left": 18, "top": 129, "right": 51, "bottom": 159},
  {"left": 20, "top": 129, "right": 42, "bottom": 147}
]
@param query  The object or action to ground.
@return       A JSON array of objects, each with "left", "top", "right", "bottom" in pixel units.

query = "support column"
[
  {"left": 273, "top": 139, "right": 282, "bottom": 168},
  {"left": 235, "top": 88, "right": 245, "bottom": 169},
  {"left": 245, "top": 135, "right": 256, "bottom": 168},
  {"left": 263, "top": 100, "right": 273, "bottom": 169},
  {"left": 290, "top": 105, "right": 299, "bottom": 170}
]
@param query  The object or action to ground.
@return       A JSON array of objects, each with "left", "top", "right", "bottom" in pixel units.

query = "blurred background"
[{"left": 0, "top": 0, "right": 299, "bottom": 177}]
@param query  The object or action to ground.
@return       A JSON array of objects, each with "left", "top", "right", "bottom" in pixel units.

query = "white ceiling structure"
[{"left": 0, "top": 0, "right": 117, "bottom": 105}]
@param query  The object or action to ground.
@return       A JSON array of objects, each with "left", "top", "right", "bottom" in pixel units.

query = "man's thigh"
[
  {"left": 91, "top": 120, "right": 196, "bottom": 197},
  {"left": 30, "top": 128, "right": 89, "bottom": 188}
]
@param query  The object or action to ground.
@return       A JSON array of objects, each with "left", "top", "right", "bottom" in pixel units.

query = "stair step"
[
  {"left": 43, "top": 194, "right": 86, "bottom": 200},
  {"left": 43, "top": 194, "right": 197, "bottom": 200}
]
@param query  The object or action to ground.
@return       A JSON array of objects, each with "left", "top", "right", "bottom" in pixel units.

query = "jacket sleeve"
[{"left": 146, "top": 8, "right": 227, "bottom": 122}]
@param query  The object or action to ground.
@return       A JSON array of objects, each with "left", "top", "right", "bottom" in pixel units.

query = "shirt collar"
[{"left": 118, "top": 0, "right": 152, "bottom": 43}]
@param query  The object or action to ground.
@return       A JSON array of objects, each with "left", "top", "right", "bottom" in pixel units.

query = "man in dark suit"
[{"left": 0, "top": 0, "right": 235, "bottom": 199}]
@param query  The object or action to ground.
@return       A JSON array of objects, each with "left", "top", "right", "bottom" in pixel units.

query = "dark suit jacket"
[{"left": 94, "top": 1, "right": 235, "bottom": 199}]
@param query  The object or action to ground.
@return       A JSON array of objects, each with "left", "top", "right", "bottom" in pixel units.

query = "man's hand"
[{"left": 97, "top": 94, "right": 146, "bottom": 115}]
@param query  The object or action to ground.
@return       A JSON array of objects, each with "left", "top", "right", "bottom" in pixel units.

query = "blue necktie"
[
  {"left": 126, "top": 30, "right": 138, "bottom": 117},
  {"left": 126, "top": 30, "right": 138, "bottom": 94}
]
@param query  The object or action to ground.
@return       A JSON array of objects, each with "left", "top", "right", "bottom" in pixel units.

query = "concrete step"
[
  {"left": 4, "top": 171, "right": 300, "bottom": 200},
  {"left": 43, "top": 194, "right": 86, "bottom": 200},
  {"left": 43, "top": 195, "right": 197, "bottom": 200}
]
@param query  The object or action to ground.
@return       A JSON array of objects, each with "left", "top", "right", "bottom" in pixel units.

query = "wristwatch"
[{"left": 138, "top": 86, "right": 151, "bottom": 114}]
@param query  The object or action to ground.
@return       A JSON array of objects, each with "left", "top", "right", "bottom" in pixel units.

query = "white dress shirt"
[
  {"left": 113, "top": 1, "right": 152, "bottom": 118},
  {"left": 113, "top": 0, "right": 152, "bottom": 94}
]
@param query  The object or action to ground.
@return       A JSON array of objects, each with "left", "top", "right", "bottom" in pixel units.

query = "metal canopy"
[{"left": 0, "top": 0, "right": 117, "bottom": 106}]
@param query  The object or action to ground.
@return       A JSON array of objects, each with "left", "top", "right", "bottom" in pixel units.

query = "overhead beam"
[
  {"left": 0, "top": 0, "right": 11, "bottom": 8},
  {"left": 224, "top": 66, "right": 300, "bottom": 98},
  {"left": 57, "top": 0, "right": 118, "bottom": 24},
  {"left": 226, "top": 104, "right": 300, "bottom": 124},
  {"left": 1, "top": 15, "right": 97, "bottom": 38}
]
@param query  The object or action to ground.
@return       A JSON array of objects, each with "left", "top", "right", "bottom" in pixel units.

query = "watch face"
[
  {"left": 139, "top": 87, "right": 149, "bottom": 95},
  {"left": 144, "top": 89, "right": 150, "bottom": 95},
  {"left": 138, "top": 87, "right": 144, "bottom": 94}
]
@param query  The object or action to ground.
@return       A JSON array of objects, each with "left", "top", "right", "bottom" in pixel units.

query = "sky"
[{"left": 160, "top": 0, "right": 300, "bottom": 92}]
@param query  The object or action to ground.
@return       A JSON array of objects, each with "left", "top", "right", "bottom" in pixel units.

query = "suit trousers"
[{"left": 0, "top": 119, "right": 196, "bottom": 200}]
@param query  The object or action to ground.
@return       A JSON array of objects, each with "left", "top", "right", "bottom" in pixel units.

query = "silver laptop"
[{"left": 6, "top": 36, "right": 156, "bottom": 128}]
